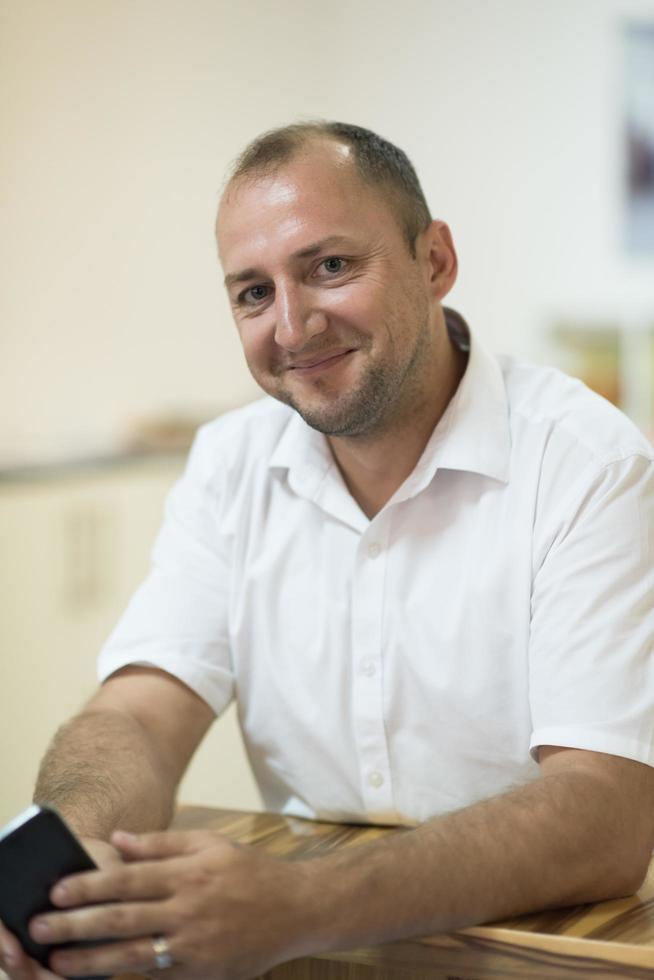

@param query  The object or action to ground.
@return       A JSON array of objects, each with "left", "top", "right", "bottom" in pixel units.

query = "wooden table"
[{"left": 168, "top": 806, "right": 654, "bottom": 979}]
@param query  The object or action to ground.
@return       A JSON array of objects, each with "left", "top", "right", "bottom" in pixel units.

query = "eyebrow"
[{"left": 223, "top": 235, "right": 357, "bottom": 289}]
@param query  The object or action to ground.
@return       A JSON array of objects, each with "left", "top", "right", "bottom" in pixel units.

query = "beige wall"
[{"left": 3, "top": 0, "right": 654, "bottom": 464}]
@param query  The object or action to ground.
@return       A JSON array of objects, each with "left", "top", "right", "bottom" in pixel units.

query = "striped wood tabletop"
[{"left": 164, "top": 806, "right": 654, "bottom": 979}]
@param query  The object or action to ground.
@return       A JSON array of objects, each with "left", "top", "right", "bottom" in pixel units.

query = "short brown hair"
[{"left": 227, "top": 120, "right": 432, "bottom": 258}]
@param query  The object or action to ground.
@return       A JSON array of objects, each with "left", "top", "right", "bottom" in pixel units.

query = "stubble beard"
[
  {"left": 269, "top": 310, "right": 434, "bottom": 439},
  {"left": 283, "top": 357, "right": 392, "bottom": 437}
]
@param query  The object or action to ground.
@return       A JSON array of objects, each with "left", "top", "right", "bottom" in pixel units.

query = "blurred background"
[{"left": 1, "top": 0, "right": 653, "bottom": 824}]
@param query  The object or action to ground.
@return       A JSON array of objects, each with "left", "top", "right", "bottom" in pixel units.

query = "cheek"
[
  {"left": 238, "top": 319, "right": 276, "bottom": 373},
  {"left": 325, "top": 283, "right": 383, "bottom": 330}
]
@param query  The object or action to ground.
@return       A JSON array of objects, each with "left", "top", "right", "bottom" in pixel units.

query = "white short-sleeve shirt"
[{"left": 98, "top": 317, "right": 654, "bottom": 826}]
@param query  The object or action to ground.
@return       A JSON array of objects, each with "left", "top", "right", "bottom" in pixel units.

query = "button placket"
[{"left": 351, "top": 522, "right": 393, "bottom": 814}]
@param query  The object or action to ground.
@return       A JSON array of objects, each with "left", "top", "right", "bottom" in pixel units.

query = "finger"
[
  {"left": 50, "top": 861, "right": 172, "bottom": 908},
  {"left": 0, "top": 920, "right": 41, "bottom": 979},
  {"left": 0, "top": 921, "right": 59, "bottom": 980},
  {"left": 111, "top": 828, "right": 217, "bottom": 860},
  {"left": 79, "top": 838, "right": 123, "bottom": 869},
  {"left": 0, "top": 958, "right": 60, "bottom": 980},
  {"left": 30, "top": 902, "right": 172, "bottom": 948},
  {"left": 20, "top": 961, "right": 63, "bottom": 980},
  {"left": 49, "top": 935, "right": 177, "bottom": 980},
  {"left": 0, "top": 920, "right": 24, "bottom": 973}
]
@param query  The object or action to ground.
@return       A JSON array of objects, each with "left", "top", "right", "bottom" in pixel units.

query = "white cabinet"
[{"left": 0, "top": 458, "right": 261, "bottom": 825}]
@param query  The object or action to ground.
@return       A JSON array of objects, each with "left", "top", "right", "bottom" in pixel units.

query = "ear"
[{"left": 419, "top": 220, "right": 458, "bottom": 301}]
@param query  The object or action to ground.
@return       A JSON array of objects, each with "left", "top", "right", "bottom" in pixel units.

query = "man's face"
[{"left": 217, "top": 142, "right": 438, "bottom": 438}]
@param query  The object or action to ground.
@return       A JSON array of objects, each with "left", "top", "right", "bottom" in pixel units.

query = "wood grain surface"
[{"left": 169, "top": 807, "right": 654, "bottom": 979}]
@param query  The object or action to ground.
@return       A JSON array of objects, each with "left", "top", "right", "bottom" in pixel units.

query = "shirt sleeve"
[
  {"left": 97, "top": 424, "right": 235, "bottom": 717},
  {"left": 528, "top": 451, "right": 654, "bottom": 766}
]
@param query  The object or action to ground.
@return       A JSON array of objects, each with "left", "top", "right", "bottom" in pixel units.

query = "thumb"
[{"left": 111, "top": 828, "right": 218, "bottom": 860}]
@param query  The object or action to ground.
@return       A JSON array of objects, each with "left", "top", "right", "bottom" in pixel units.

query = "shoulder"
[
  {"left": 496, "top": 357, "right": 653, "bottom": 548},
  {"left": 499, "top": 355, "right": 653, "bottom": 469}
]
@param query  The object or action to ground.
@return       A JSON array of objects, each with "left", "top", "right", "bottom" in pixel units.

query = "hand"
[
  {"left": 0, "top": 838, "right": 122, "bottom": 980},
  {"left": 27, "top": 829, "right": 319, "bottom": 980},
  {"left": 0, "top": 917, "right": 59, "bottom": 980},
  {"left": 79, "top": 838, "right": 123, "bottom": 870}
]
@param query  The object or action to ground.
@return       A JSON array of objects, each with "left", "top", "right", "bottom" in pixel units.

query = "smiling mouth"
[{"left": 288, "top": 349, "right": 356, "bottom": 374}]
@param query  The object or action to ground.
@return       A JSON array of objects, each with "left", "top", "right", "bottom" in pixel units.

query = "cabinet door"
[{"left": 0, "top": 462, "right": 261, "bottom": 825}]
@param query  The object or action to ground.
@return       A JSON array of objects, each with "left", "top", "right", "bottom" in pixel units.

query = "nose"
[{"left": 273, "top": 281, "right": 327, "bottom": 352}]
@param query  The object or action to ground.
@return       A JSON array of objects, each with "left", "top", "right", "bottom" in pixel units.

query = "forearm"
[
  {"left": 301, "top": 769, "right": 644, "bottom": 953},
  {"left": 18, "top": 757, "right": 653, "bottom": 980},
  {"left": 33, "top": 708, "right": 177, "bottom": 840}
]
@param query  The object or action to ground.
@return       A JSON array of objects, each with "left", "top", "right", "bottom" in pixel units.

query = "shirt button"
[
  {"left": 368, "top": 770, "right": 384, "bottom": 788},
  {"left": 360, "top": 658, "right": 376, "bottom": 677},
  {"left": 367, "top": 542, "right": 381, "bottom": 559}
]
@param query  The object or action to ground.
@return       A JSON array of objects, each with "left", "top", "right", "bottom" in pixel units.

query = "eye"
[
  {"left": 240, "top": 284, "right": 270, "bottom": 305},
  {"left": 319, "top": 256, "right": 347, "bottom": 275}
]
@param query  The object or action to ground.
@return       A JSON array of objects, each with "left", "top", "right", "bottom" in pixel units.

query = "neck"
[{"left": 328, "top": 317, "right": 467, "bottom": 519}]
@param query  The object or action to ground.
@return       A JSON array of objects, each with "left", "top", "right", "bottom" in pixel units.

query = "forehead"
[{"left": 216, "top": 144, "right": 400, "bottom": 271}]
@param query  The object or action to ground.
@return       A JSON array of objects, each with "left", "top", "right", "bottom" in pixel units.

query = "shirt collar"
[
  {"left": 270, "top": 410, "right": 367, "bottom": 529},
  {"left": 431, "top": 308, "right": 511, "bottom": 484},
  {"left": 269, "top": 402, "right": 335, "bottom": 498},
  {"left": 269, "top": 309, "right": 511, "bottom": 503}
]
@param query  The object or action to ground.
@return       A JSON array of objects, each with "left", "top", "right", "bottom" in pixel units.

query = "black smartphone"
[{"left": 0, "top": 804, "right": 109, "bottom": 979}]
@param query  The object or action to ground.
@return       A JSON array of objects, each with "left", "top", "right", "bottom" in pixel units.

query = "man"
[{"left": 2, "top": 121, "right": 654, "bottom": 980}]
